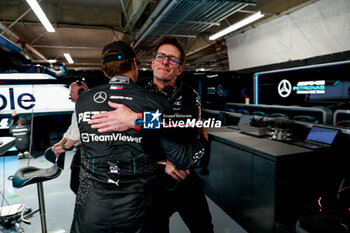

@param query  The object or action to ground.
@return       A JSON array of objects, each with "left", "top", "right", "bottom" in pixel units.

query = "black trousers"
[
  {"left": 71, "top": 178, "right": 153, "bottom": 233},
  {"left": 151, "top": 167, "right": 214, "bottom": 233},
  {"left": 70, "top": 146, "right": 81, "bottom": 195}
]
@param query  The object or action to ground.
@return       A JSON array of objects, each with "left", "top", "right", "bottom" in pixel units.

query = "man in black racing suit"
[
  {"left": 88, "top": 36, "right": 214, "bottom": 233},
  {"left": 70, "top": 41, "right": 199, "bottom": 233}
]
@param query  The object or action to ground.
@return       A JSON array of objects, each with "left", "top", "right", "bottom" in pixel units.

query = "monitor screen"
[
  {"left": 254, "top": 61, "right": 350, "bottom": 106},
  {"left": 306, "top": 126, "right": 339, "bottom": 145}
]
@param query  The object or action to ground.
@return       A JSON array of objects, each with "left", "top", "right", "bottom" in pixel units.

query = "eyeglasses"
[{"left": 153, "top": 52, "right": 181, "bottom": 65}]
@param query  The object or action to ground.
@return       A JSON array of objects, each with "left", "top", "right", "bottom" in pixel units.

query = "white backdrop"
[{"left": 226, "top": 0, "right": 350, "bottom": 70}]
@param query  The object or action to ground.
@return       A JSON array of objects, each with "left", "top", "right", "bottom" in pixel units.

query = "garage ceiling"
[{"left": 0, "top": 0, "right": 315, "bottom": 71}]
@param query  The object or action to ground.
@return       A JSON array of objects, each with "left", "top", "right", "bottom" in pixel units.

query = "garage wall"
[{"left": 226, "top": 0, "right": 350, "bottom": 71}]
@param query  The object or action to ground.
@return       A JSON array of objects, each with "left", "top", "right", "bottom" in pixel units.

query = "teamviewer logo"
[
  {"left": 144, "top": 110, "right": 161, "bottom": 129},
  {"left": 81, "top": 133, "right": 90, "bottom": 142}
]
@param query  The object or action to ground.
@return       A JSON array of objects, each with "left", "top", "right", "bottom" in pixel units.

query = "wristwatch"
[
  {"left": 61, "top": 143, "right": 73, "bottom": 151},
  {"left": 134, "top": 113, "right": 143, "bottom": 131}
]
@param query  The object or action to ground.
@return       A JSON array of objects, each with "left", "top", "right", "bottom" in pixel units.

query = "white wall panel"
[{"left": 227, "top": 0, "right": 350, "bottom": 70}]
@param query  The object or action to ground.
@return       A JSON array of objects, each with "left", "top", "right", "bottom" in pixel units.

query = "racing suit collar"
[{"left": 109, "top": 75, "right": 134, "bottom": 85}]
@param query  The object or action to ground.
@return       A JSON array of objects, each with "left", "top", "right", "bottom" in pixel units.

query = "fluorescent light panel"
[
  {"left": 209, "top": 11, "right": 264, "bottom": 41},
  {"left": 26, "top": 0, "right": 55, "bottom": 32},
  {"left": 64, "top": 53, "right": 74, "bottom": 64}
]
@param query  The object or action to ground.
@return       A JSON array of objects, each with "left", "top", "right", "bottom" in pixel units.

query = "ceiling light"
[
  {"left": 48, "top": 59, "right": 57, "bottom": 63},
  {"left": 209, "top": 11, "right": 264, "bottom": 41},
  {"left": 64, "top": 53, "right": 74, "bottom": 64},
  {"left": 26, "top": 0, "right": 55, "bottom": 32}
]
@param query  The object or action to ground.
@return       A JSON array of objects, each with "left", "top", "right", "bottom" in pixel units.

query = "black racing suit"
[
  {"left": 71, "top": 76, "right": 197, "bottom": 233},
  {"left": 147, "top": 80, "right": 214, "bottom": 233}
]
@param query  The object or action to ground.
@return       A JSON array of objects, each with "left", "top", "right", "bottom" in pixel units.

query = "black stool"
[{"left": 12, "top": 148, "right": 65, "bottom": 233}]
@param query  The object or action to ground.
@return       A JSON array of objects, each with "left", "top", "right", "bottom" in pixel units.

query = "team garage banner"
[{"left": 0, "top": 74, "right": 74, "bottom": 116}]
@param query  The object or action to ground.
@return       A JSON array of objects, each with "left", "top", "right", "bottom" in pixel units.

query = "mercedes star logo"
[
  {"left": 93, "top": 91, "right": 107, "bottom": 103},
  {"left": 217, "top": 84, "right": 224, "bottom": 97},
  {"left": 278, "top": 79, "right": 292, "bottom": 98}
]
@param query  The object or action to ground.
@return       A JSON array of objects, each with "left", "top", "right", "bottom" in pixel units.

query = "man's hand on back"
[{"left": 89, "top": 101, "right": 137, "bottom": 132}]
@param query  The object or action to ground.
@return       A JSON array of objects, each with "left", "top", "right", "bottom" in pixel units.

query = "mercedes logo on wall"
[
  {"left": 278, "top": 79, "right": 292, "bottom": 98},
  {"left": 93, "top": 91, "right": 107, "bottom": 103},
  {"left": 217, "top": 84, "right": 224, "bottom": 97}
]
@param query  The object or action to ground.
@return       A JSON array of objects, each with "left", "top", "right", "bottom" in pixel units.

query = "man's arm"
[
  {"left": 88, "top": 101, "right": 203, "bottom": 177},
  {"left": 52, "top": 138, "right": 78, "bottom": 155},
  {"left": 89, "top": 101, "right": 137, "bottom": 132},
  {"left": 162, "top": 127, "right": 208, "bottom": 179},
  {"left": 160, "top": 136, "right": 205, "bottom": 170},
  {"left": 52, "top": 137, "right": 68, "bottom": 150},
  {"left": 53, "top": 111, "right": 76, "bottom": 149},
  {"left": 52, "top": 111, "right": 80, "bottom": 155}
]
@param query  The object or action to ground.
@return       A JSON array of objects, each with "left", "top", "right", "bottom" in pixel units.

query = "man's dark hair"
[
  {"left": 153, "top": 36, "right": 185, "bottom": 65},
  {"left": 101, "top": 50, "right": 134, "bottom": 77}
]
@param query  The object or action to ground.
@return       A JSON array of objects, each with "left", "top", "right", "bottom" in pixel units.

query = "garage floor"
[{"left": 0, "top": 151, "right": 247, "bottom": 233}]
